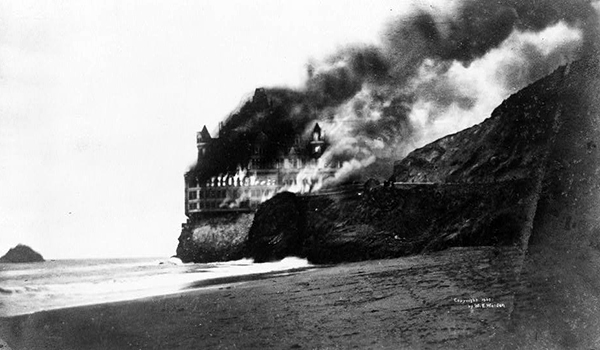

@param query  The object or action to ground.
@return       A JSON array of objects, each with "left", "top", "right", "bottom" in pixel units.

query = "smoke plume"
[{"left": 188, "top": 0, "right": 598, "bottom": 187}]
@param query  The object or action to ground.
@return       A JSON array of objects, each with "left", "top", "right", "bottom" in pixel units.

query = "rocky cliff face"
[
  {"left": 248, "top": 179, "right": 537, "bottom": 264},
  {"left": 0, "top": 244, "right": 44, "bottom": 263},
  {"left": 176, "top": 213, "right": 252, "bottom": 263}
]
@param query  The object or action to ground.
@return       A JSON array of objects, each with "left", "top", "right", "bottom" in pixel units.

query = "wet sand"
[{"left": 0, "top": 247, "right": 524, "bottom": 350}]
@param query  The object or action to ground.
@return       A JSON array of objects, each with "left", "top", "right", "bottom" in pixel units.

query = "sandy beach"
[{"left": 0, "top": 247, "right": 523, "bottom": 349}]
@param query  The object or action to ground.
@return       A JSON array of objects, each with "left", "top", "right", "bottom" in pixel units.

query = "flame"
[
  {"left": 278, "top": 156, "right": 334, "bottom": 194},
  {"left": 199, "top": 124, "right": 361, "bottom": 211}
]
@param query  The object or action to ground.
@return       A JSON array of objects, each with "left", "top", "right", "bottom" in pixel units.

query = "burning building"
[
  {"left": 184, "top": 115, "right": 340, "bottom": 219},
  {"left": 181, "top": 0, "right": 596, "bottom": 228}
]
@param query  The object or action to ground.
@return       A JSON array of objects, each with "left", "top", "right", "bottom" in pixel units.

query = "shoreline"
[
  {"left": 0, "top": 247, "right": 523, "bottom": 349},
  {"left": 0, "top": 257, "right": 314, "bottom": 318},
  {"left": 0, "top": 266, "right": 319, "bottom": 318}
]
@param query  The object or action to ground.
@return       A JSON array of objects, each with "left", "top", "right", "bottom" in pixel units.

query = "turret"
[
  {"left": 252, "top": 88, "right": 270, "bottom": 110},
  {"left": 197, "top": 125, "right": 212, "bottom": 160},
  {"left": 310, "top": 123, "right": 325, "bottom": 158}
]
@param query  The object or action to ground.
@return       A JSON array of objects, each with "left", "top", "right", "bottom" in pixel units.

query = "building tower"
[
  {"left": 196, "top": 125, "right": 212, "bottom": 162},
  {"left": 310, "top": 123, "right": 325, "bottom": 158}
]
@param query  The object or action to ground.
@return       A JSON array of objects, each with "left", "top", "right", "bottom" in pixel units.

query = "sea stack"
[{"left": 0, "top": 244, "right": 44, "bottom": 263}]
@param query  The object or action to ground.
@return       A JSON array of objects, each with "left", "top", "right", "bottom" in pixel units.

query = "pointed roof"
[
  {"left": 312, "top": 123, "right": 323, "bottom": 142},
  {"left": 198, "top": 125, "right": 212, "bottom": 142},
  {"left": 313, "top": 123, "right": 321, "bottom": 134}
]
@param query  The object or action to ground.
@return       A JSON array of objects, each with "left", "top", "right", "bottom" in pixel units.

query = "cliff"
[
  {"left": 247, "top": 179, "right": 536, "bottom": 263},
  {"left": 0, "top": 244, "right": 44, "bottom": 263},
  {"left": 498, "top": 54, "right": 600, "bottom": 348},
  {"left": 176, "top": 213, "right": 252, "bottom": 263}
]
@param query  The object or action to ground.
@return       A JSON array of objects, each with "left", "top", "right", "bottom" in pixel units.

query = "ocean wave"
[{"left": 0, "top": 256, "right": 314, "bottom": 317}]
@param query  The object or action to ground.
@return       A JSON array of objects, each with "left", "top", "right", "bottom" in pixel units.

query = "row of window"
[
  {"left": 189, "top": 190, "right": 226, "bottom": 200},
  {"left": 188, "top": 189, "right": 276, "bottom": 201},
  {"left": 188, "top": 177, "right": 324, "bottom": 199},
  {"left": 188, "top": 201, "right": 250, "bottom": 211},
  {"left": 188, "top": 199, "right": 270, "bottom": 211},
  {"left": 249, "top": 158, "right": 311, "bottom": 170},
  {"left": 199, "top": 177, "right": 280, "bottom": 188},
  {"left": 282, "top": 179, "right": 298, "bottom": 186}
]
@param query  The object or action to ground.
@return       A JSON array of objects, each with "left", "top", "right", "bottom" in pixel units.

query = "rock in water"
[
  {"left": 0, "top": 244, "right": 44, "bottom": 263},
  {"left": 247, "top": 192, "right": 304, "bottom": 262}
]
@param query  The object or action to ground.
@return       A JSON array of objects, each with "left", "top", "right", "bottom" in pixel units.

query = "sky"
[{"left": 0, "top": 0, "right": 415, "bottom": 259}]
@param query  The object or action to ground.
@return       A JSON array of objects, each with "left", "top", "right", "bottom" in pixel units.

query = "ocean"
[{"left": 0, "top": 256, "right": 312, "bottom": 317}]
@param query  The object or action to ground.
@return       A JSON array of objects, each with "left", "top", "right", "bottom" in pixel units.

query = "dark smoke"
[
  {"left": 189, "top": 88, "right": 317, "bottom": 184},
  {"left": 306, "top": 45, "right": 390, "bottom": 107},
  {"left": 188, "top": 0, "right": 598, "bottom": 186},
  {"left": 385, "top": 0, "right": 597, "bottom": 73}
]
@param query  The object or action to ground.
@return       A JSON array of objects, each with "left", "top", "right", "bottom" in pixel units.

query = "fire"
[{"left": 279, "top": 157, "right": 330, "bottom": 194}]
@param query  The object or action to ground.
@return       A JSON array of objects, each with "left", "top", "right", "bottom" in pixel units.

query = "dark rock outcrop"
[
  {"left": 310, "top": 181, "right": 536, "bottom": 263},
  {"left": 247, "top": 192, "right": 305, "bottom": 263},
  {"left": 0, "top": 244, "right": 44, "bottom": 263},
  {"left": 248, "top": 179, "right": 536, "bottom": 264}
]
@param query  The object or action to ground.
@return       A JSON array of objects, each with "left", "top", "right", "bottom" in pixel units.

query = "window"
[
  {"left": 188, "top": 203, "right": 198, "bottom": 210},
  {"left": 188, "top": 191, "right": 197, "bottom": 200}
]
